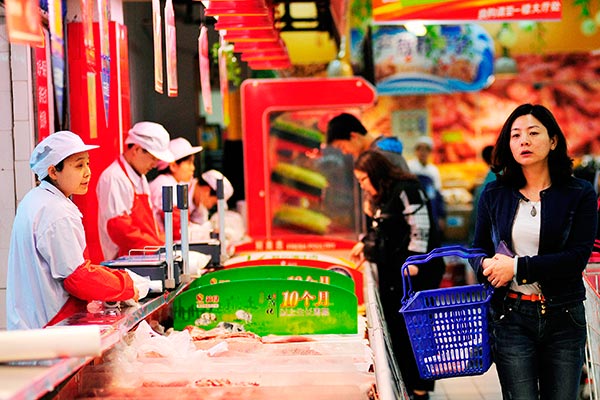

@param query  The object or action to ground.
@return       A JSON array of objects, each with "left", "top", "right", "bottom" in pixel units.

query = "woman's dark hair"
[
  {"left": 42, "top": 159, "right": 65, "bottom": 183},
  {"left": 492, "top": 103, "right": 573, "bottom": 188},
  {"left": 155, "top": 154, "right": 194, "bottom": 176},
  {"left": 354, "top": 150, "right": 417, "bottom": 203}
]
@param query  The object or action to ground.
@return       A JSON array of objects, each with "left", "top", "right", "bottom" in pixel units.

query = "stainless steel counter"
[{"left": 0, "top": 282, "right": 191, "bottom": 400}]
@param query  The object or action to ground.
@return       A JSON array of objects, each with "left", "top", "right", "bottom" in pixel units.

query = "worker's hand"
[{"left": 482, "top": 254, "right": 514, "bottom": 288}]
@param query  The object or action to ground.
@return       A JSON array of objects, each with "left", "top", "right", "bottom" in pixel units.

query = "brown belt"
[{"left": 507, "top": 291, "right": 545, "bottom": 302}]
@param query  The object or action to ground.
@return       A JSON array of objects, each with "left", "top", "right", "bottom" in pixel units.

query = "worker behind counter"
[
  {"left": 6, "top": 131, "right": 144, "bottom": 330},
  {"left": 96, "top": 122, "right": 175, "bottom": 260},
  {"left": 192, "top": 169, "right": 246, "bottom": 246},
  {"left": 149, "top": 137, "right": 210, "bottom": 242}
]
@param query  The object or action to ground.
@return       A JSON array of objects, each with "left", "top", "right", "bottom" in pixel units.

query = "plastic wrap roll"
[{"left": 0, "top": 325, "right": 102, "bottom": 362}]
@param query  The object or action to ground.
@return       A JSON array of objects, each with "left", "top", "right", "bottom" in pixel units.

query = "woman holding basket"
[
  {"left": 350, "top": 150, "right": 445, "bottom": 400},
  {"left": 471, "top": 104, "right": 597, "bottom": 399}
]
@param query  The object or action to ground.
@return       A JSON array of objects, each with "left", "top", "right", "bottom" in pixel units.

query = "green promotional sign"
[
  {"left": 190, "top": 265, "right": 355, "bottom": 294},
  {"left": 173, "top": 279, "right": 358, "bottom": 335}
]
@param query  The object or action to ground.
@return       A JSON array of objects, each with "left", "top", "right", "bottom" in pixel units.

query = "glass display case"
[{"left": 239, "top": 77, "right": 377, "bottom": 251}]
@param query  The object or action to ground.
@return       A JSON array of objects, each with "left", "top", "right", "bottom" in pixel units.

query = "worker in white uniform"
[
  {"left": 149, "top": 137, "right": 212, "bottom": 241},
  {"left": 6, "top": 131, "right": 140, "bottom": 330},
  {"left": 96, "top": 121, "right": 175, "bottom": 260},
  {"left": 193, "top": 169, "right": 246, "bottom": 245}
]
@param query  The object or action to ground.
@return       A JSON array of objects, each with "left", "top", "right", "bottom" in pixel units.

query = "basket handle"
[{"left": 401, "top": 246, "right": 488, "bottom": 304}]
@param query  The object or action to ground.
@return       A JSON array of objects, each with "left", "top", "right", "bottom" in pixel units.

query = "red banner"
[
  {"left": 373, "top": 0, "right": 562, "bottom": 23},
  {"left": 34, "top": 33, "right": 51, "bottom": 140}
]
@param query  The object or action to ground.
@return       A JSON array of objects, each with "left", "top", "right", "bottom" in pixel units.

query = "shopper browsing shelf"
[{"left": 350, "top": 150, "right": 445, "bottom": 400}]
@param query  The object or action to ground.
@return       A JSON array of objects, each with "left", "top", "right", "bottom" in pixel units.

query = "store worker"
[
  {"left": 6, "top": 131, "right": 140, "bottom": 330},
  {"left": 471, "top": 104, "right": 597, "bottom": 399},
  {"left": 96, "top": 122, "right": 175, "bottom": 260},
  {"left": 149, "top": 137, "right": 212, "bottom": 242},
  {"left": 407, "top": 136, "right": 446, "bottom": 234},
  {"left": 192, "top": 169, "right": 246, "bottom": 244}
]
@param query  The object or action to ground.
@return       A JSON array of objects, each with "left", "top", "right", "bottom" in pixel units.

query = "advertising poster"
[
  {"left": 152, "top": 0, "right": 164, "bottom": 94},
  {"left": 98, "top": 0, "right": 111, "bottom": 125},
  {"left": 372, "top": 24, "right": 495, "bottom": 95},
  {"left": 81, "top": 0, "right": 97, "bottom": 138},
  {"left": 5, "top": 0, "right": 43, "bottom": 46},
  {"left": 373, "top": 0, "right": 562, "bottom": 23},
  {"left": 218, "top": 32, "right": 230, "bottom": 126},
  {"left": 199, "top": 25, "right": 212, "bottom": 114},
  {"left": 165, "top": 0, "right": 178, "bottom": 97}
]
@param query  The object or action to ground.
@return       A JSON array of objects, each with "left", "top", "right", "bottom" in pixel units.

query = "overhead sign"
[
  {"left": 373, "top": 0, "right": 562, "bottom": 23},
  {"left": 373, "top": 24, "right": 495, "bottom": 95}
]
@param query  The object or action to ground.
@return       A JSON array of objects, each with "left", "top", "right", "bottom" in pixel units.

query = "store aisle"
[{"left": 429, "top": 364, "right": 502, "bottom": 400}]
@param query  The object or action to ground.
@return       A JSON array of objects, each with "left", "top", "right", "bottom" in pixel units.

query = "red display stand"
[
  {"left": 67, "top": 21, "right": 131, "bottom": 263},
  {"left": 241, "top": 77, "right": 376, "bottom": 251}
]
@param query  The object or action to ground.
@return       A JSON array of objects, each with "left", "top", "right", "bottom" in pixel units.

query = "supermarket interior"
[{"left": 1, "top": 0, "right": 600, "bottom": 398}]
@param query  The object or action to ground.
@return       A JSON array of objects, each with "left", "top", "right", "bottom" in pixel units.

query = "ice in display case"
[{"left": 240, "top": 77, "right": 377, "bottom": 251}]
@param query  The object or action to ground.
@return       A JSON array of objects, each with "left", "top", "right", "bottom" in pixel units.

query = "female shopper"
[
  {"left": 471, "top": 104, "right": 597, "bottom": 399},
  {"left": 7, "top": 131, "right": 140, "bottom": 330},
  {"left": 350, "top": 150, "right": 445, "bottom": 400}
]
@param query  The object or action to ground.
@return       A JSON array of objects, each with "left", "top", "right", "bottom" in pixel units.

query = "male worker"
[{"left": 96, "top": 121, "right": 175, "bottom": 260}]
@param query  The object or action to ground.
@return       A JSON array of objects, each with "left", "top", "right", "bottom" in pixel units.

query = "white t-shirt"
[
  {"left": 510, "top": 199, "right": 542, "bottom": 295},
  {"left": 407, "top": 159, "right": 442, "bottom": 191},
  {"left": 7, "top": 181, "right": 87, "bottom": 330}
]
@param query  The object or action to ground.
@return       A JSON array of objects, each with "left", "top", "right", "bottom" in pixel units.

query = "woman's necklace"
[{"left": 529, "top": 200, "right": 540, "bottom": 217}]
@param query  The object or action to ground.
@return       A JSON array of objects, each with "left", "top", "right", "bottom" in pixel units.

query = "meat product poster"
[
  {"left": 362, "top": 52, "right": 600, "bottom": 167},
  {"left": 372, "top": 24, "right": 495, "bottom": 95},
  {"left": 426, "top": 52, "right": 600, "bottom": 163}
]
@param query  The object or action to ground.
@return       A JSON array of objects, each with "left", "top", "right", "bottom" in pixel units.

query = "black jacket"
[{"left": 471, "top": 176, "right": 598, "bottom": 308}]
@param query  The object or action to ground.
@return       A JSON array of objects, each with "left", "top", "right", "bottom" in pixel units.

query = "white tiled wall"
[{"left": 0, "top": 18, "right": 36, "bottom": 329}]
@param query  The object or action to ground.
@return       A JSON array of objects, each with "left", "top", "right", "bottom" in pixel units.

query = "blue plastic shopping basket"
[{"left": 399, "top": 246, "right": 494, "bottom": 380}]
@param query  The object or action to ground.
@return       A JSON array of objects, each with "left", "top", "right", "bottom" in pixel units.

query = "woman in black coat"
[{"left": 350, "top": 150, "right": 446, "bottom": 400}]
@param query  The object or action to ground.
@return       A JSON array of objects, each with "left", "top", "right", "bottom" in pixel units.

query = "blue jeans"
[{"left": 490, "top": 298, "right": 586, "bottom": 400}]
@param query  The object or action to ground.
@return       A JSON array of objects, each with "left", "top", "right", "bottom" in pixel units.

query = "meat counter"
[{"left": 0, "top": 263, "right": 408, "bottom": 400}]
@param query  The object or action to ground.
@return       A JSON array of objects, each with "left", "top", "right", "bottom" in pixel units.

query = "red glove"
[{"left": 63, "top": 260, "right": 136, "bottom": 301}]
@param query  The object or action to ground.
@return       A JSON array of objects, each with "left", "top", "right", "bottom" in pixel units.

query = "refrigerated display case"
[{"left": 239, "top": 77, "right": 377, "bottom": 252}]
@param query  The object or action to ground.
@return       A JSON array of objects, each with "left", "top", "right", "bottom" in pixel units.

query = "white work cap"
[
  {"left": 125, "top": 121, "right": 175, "bottom": 163},
  {"left": 30, "top": 131, "right": 99, "bottom": 180},
  {"left": 201, "top": 169, "right": 234, "bottom": 201},
  {"left": 415, "top": 135, "right": 434, "bottom": 149},
  {"left": 157, "top": 137, "right": 203, "bottom": 171}
]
